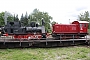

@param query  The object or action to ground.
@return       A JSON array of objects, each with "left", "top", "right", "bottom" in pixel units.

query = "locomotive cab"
[
  {"left": 72, "top": 21, "right": 89, "bottom": 37},
  {"left": 79, "top": 23, "right": 88, "bottom": 33},
  {"left": 72, "top": 21, "right": 89, "bottom": 34},
  {"left": 4, "top": 21, "right": 22, "bottom": 34}
]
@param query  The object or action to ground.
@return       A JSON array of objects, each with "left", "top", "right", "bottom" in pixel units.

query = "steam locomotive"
[{"left": 1, "top": 20, "right": 47, "bottom": 39}]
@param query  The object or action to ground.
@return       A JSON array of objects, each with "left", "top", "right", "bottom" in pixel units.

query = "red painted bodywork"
[
  {"left": 52, "top": 24, "right": 79, "bottom": 34},
  {"left": 72, "top": 21, "right": 88, "bottom": 33},
  {"left": 52, "top": 21, "right": 88, "bottom": 34},
  {"left": 13, "top": 34, "right": 42, "bottom": 39}
]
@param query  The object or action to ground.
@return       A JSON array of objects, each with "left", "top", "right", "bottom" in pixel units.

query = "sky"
[{"left": 0, "top": 0, "right": 90, "bottom": 24}]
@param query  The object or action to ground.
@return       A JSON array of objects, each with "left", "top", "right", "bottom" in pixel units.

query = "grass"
[{"left": 0, "top": 46, "right": 90, "bottom": 60}]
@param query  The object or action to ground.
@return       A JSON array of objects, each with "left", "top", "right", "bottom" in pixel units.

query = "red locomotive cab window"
[
  {"left": 84, "top": 24, "right": 86, "bottom": 27},
  {"left": 80, "top": 24, "right": 83, "bottom": 30},
  {"left": 80, "top": 24, "right": 82, "bottom": 28}
]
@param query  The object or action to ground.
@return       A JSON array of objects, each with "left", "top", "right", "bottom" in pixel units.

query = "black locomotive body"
[{"left": 2, "top": 20, "right": 46, "bottom": 39}]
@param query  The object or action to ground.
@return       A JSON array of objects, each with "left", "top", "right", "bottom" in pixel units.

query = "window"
[
  {"left": 80, "top": 24, "right": 82, "bottom": 28},
  {"left": 84, "top": 24, "right": 86, "bottom": 27},
  {"left": 80, "top": 24, "right": 83, "bottom": 30}
]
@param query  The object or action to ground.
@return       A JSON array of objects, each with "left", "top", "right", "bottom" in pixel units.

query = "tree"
[
  {"left": 24, "top": 12, "right": 28, "bottom": 25},
  {"left": 0, "top": 11, "right": 14, "bottom": 26},
  {"left": 14, "top": 14, "right": 19, "bottom": 22},
  {"left": 20, "top": 13, "right": 24, "bottom": 26},
  {"left": 7, "top": 15, "right": 14, "bottom": 22},
  {"left": 20, "top": 12, "right": 28, "bottom": 26},
  {"left": 20, "top": 14, "right": 24, "bottom": 21},
  {"left": 51, "top": 21, "right": 56, "bottom": 25},
  {"left": 28, "top": 9, "right": 53, "bottom": 32},
  {"left": 78, "top": 11, "right": 90, "bottom": 29},
  {"left": 6, "top": 12, "right": 14, "bottom": 22},
  {"left": 0, "top": 12, "right": 4, "bottom": 26},
  {"left": 78, "top": 11, "right": 90, "bottom": 21}
]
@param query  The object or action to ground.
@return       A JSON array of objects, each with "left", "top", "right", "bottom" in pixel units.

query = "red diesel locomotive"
[{"left": 52, "top": 21, "right": 89, "bottom": 39}]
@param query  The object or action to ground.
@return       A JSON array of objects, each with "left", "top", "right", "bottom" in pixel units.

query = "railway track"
[{"left": 0, "top": 36, "right": 90, "bottom": 48}]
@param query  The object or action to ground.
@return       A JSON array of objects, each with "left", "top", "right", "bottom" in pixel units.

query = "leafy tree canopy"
[
  {"left": 28, "top": 9, "right": 53, "bottom": 32},
  {"left": 20, "top": 9, "right": 53, "bottom": 32},
  {"left": 78, "top": 11, "right": 90, "bottom": 21},
  {"left": 51, "top": 21, "right": 57, "bottom": 25},
  {"left": 0, "top": 11, "right": 14, "bottom": 26},
  {"left": 78, "top": 11, "right": 90, "bottom": 29}
]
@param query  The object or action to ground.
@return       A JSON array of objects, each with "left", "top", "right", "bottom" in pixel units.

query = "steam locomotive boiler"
[{"left": 3, "top": 20, "right": 46, "bottom": 39}]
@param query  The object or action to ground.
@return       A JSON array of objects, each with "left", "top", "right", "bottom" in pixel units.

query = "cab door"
[
  {"left": 79, "top": 23, "right": 87, "bottom": 33},
  {"left": 80, "top": 24, "right": 83, "bottom": 33},
  {"left": 83, "top": 23, "right": 88, "bottom": 33}
]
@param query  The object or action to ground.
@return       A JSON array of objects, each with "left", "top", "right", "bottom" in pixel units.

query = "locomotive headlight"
[{"left": 0, "top": 32, "right": 1, "bottom": 34}]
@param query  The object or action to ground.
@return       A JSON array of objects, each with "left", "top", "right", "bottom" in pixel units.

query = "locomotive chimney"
[{"left": 42, "top": 18, "right": 45, "bottom": 26}]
